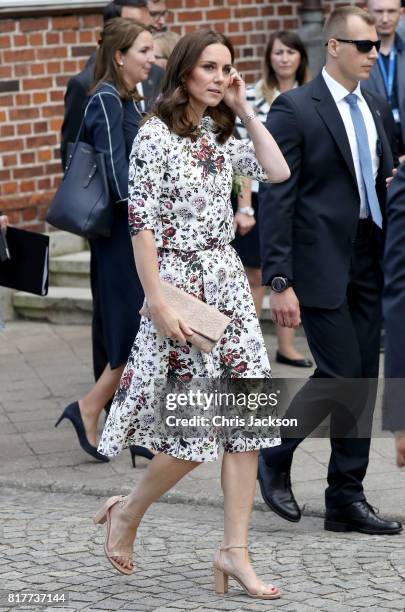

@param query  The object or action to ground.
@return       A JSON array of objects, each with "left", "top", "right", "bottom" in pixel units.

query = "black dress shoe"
[
  {"left": 55, "top": 401, "right": 109, "bottom": 463},
  {"left": 276, "top": 351, "right": 313, "bottom": 368},
  {"left": 257, "top": 455, "right": 301, "bottom": 522},
  {"left": 324, "top": 500, "right": 402, "bottom": 535}
]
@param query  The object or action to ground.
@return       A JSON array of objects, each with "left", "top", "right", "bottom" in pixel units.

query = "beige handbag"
[{"left": 139, "top": 281, "right": 232, "bottom": 353}]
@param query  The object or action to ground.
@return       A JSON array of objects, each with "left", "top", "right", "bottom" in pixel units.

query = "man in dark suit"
[
  {"left": 383, "top": 161, "right": 405, "bottom": 467},
  {"left": 258, "top": 5, "right": 402, "bottom": 534},
  {"left": 364, "top": 0, "right": 405, "bottom": 163},
  {"left": 60, "top": 0, "right": 164, "bottom": 383}
]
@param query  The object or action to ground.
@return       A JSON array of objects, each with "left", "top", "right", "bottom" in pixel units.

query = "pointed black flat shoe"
[
  {"left": 276, "top": 351, "right": 313, "bottom": 368},
  {"left": 129, "top": 445, "right": 154, "bottom": 468},
  {"left": 55, "top": 401, "right": 109, "bottom": 462}
]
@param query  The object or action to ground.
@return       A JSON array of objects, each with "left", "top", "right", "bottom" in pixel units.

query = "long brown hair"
[
  {"left": 92, "top": 17, "right": 149, "bottom": 100},
  {"left": 262, "top": 30, "right": 310, "bottom": 104},
  {"left": 153, "top": 30, "right": 235, "bottom": 143}
]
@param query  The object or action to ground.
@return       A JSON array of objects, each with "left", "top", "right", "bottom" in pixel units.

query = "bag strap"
[{"left": 64, "top": 86, "right": 122, "bottom": 173}]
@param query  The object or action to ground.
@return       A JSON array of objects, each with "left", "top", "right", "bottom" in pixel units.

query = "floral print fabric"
[{"left": 98, "top": 116, "right": 280, "bottom": 461}]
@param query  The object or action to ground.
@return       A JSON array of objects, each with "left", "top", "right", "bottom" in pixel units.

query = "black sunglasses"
[{"left": 325, "top": 38, "right": 381, "bottom": 53}]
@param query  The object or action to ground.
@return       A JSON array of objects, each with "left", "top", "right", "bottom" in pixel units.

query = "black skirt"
[
  {"left": 232, "top": 192, "right": 261, "bottom": 269},
  {"left": 91, "top": 204, "right": 144, "bottom": 369}
]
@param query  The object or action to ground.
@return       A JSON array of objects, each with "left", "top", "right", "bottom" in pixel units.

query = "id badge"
[{"left": 392, "top": 108, "right": 400, "bottom": 123}]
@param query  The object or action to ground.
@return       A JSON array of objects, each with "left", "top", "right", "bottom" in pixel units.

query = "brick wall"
[{"left": 0, "top": 0, "right": 361, "bottom": 230}]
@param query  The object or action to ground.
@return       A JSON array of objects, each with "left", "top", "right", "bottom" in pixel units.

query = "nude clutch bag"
[{"left": 139, "top": 281, "right": 232, "bottom": 353}]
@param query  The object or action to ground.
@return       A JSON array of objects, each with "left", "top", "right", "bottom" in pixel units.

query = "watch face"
[{"left": 272, "top": 277, "right": 287, "bottom": 292}]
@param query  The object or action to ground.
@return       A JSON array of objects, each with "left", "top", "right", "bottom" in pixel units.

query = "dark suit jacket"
[
  {"left": 383, "top": 160, "right": 405, "bottom": 430},
  {"left": 60, "top": 54, "right": 164, "bottom": 168},
  {"left": 259, "top": 73, "right": 394, "bottom": 309},
  {"left": 362, "top": 34, "right": 405, "bottom": 150}
]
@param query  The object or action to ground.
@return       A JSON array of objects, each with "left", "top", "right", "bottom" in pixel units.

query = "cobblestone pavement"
[{"left": 1, "top": 487, "right": 405, "bottom": 612}]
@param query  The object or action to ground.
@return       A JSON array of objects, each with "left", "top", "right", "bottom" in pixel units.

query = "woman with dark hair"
[
  {"left": 55, "top": 18, "right": 155, "bottom": 465},
  {"left": 94, "top": 30, "right": 290, "bottom": 599},
  {"left": 234, "top": 30, "right": 313, "bottom": 368}
]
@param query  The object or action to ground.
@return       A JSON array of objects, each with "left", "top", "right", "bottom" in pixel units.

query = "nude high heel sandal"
[
  {"left": 213, "top": 545, "right": 281, "bottom": 600},
  {"left": 93, "top": 495, "right": 135, "bottom": 576}
]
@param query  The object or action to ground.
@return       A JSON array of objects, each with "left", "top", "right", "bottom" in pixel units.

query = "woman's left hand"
[
  {"left": 223, "top": 69, "right": 247, "bottom": 114},
  {"left": 0, "top": 215, "right": 8, "bottom": 231}
]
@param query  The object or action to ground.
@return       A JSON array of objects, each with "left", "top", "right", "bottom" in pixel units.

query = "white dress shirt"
[
  {"left": 136, "top": 82, "right": 145, "bottom": 112},
  {"left": 322, "top": 67, "right": 379, "bottom": 219}
]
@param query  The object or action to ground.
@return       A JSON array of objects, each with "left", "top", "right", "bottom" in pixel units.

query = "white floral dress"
[{"left": 98, "top": 115, "right": 280, "bottom": 461}]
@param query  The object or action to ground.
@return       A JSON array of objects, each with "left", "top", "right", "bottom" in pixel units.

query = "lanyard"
[{"left": 378, "top": 48, "right": 396, "bottom": 104}]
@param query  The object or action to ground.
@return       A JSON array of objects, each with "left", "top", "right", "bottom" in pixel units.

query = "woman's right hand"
[{"left": 149, "top": 302, "right": 194, "bottom": 345}]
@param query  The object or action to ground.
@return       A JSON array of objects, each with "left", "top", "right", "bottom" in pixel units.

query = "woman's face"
[
  {"left": 270, "top": 38, "right": 301, "bottom": 82},
  {"left": 185, "top": 43, "right": 233, "bottom": 114},
  {"left": 153, "top": 39, "right": 167, "bottom": 70},
  {"left": 118, "top": 30, "right": 155, "bottom": 88}
]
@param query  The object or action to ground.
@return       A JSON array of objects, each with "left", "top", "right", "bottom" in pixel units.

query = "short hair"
[
  {"left": 323, "top": 6, "right": 375, "bottom": 43},
  {"left": 153, "top": 31, "right": 181, "bottom": 60},
  {"left": 103, "top": 0, "right": 148, "bottom": 24}
]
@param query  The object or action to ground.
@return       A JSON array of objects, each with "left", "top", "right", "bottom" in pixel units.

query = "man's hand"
[
  {"left": 234, "top": 211, "right": 255, "bottom": 236},
  {"left": 386, "top": 167, "right": 398, "bottom": 189},
  {"left": 395, "top": 431, "right": 405, "bottom": 467},
  {"left": 269, "top": 287, "right": 300, "bottom": 328}
]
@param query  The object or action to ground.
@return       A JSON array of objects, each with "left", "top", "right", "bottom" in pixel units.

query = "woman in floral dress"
[{"left": 95, "top": 30, "right": 290, "bottom": 600}]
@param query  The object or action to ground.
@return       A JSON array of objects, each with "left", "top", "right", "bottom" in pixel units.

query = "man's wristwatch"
[
  {"left": 237, "top": 206, "right": 255, "bottom": 217},
  {"left": 270, "top": 276, "right": 291, "bottom": 293}
]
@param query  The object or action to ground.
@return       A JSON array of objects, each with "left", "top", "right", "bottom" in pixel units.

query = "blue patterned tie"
[{"left": 345, "top": 93, "right": 382, "bottom": 228}]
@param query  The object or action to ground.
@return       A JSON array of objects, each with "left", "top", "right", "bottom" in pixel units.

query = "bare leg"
[
  {"left": 276, "top": 326, "right": 306, "bottom": 361},
  {"left": 216, "top": 451, "right": 278, "bottom": 595},
  {"left": 245, "top": 266, "right": 266, "bottom": 317},
  {"left": 106, "top": 453, "right": 200, "bottom": 570},
  {"left": 79, "top": 363, "right": 124, "bottom": 446}
]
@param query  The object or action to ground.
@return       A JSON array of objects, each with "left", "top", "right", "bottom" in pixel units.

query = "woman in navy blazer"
[{"left": 55, "top": 18, "right": 156, "bottom": 463}]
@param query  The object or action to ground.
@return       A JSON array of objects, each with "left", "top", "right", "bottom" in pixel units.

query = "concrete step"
[
  {"left": 46, "top": 231, "right": 87, "bottom": 257},
  {"left": 50, "top": 251, "right": 90, "bottom": 288},
  {"left": 13, "top": 287, "right": 92, "bottom": 325}
]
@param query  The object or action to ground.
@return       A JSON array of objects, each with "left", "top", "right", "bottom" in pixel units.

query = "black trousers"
[{"left": 262, "top": 221, "right": 382, "bottom": 509}]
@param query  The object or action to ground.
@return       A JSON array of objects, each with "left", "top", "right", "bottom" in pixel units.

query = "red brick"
[
  {"left": 3, "top": 182, "right": 18, "bottom": 195},
  {"left": 50, "top": 90, "right": 64, "bottom": 103},
  {"left": 50, "top": 118, "right": 63, "bottom": 132},
  {"left": 206, "top": 9, "right": 231, "bottom": 19},
  {"left": 178, "top": 11, "right": 204, "bottom": 21},
  {"left": 41, "top": 105, "right": 64, "bottom": 118},
  {"left": 31, "top": 64, "right": 46, "bottom": 76},
  {"left": 38, "top": 149, "right": 52, "bottom": 162},
  {"left": 0, "top": 21, "right": 16, "bottom": 34},
  {"left": 37, "top": 178, "right": 52, "bottom": 190},
  {"left": 0, "top": 125, "right": 14, "bottom": 138},
  {"left": 46, "top": 32, "right": 60, "bottom": 45},
  {"left": 37, "top": 47, "right": 67, "bottom": 60},
  {"left": 26, "top": 135, "right": 57, "bottom": 148},
  {"left": 63, "top": 31, "right": 77, "bottom": 44},
  {"left": 52, "top": 16, "right": 80, "bottom": 30},
  {"left": 33, "top": 92, "right": 48, "bottom": 104},
  {"left": 4, "top": 49, "right": 35, "bottom": 63},
  {"left": 46, "top": 162, "right": 62, "bottom": 175},
  {"left": 63, "top": 60, "right": 79, "bottom": 73},
  {"left": 15, "top": 94, "right": 31, "bottom": 105},
  {"left": 34, "top": 122, "right": 48, "bottom": 134},
  {"left": 20, "top": 18, "right": 49, "bottom": 32},
  {"left": 22, "top": 206, "right": 37, "bottom": 220},
  {"left": 22, "top": 78, "right": 53, "bottom": 91},
  {"left": 47, "top": 62, "right": 62, "bottom": 75},
  {"left": 21, "top": 181, "right": 36, "bottom": 193},
  {"left": 0, "top": 95, "right": 14, "bottom": 107},
  {"left": 15, "top": 65, "right": 30, "bottom": 77},
  {"left": 14, "top": 166, "right": 43, "bottom": 179},
  {"left": 6, "top": 211, "right": 21, "bottom": 224},
  {"left": 20, "top": 152, "right": 35, "bottom": 164},
  {"left": 79, "top": 31, "right": 95, "bottom": 43},
  {"left": 82, "top": 15, "right": 102, "bottom": 28},
  {"left": 13, "top": 35, "right": 28, "bottom": 47},
  {"left": 2, "top": 154, "right": 17, "bottom": 167},
  {"left": 17, "top": 124, "right": 32, "bottom": 136},
  {"left": 9, "top": 107, "right": 39, "bottom": 121},
  {"left": 0, "top": 66, "right": 12, "bottom": 79},
  {"left": 0, "top": 35, "right": 11, "bottom": 48},
  {"left": 29, "top": 33, "right": 44, "bottom": 46}
]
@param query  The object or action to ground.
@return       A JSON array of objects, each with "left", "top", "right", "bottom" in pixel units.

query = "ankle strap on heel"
[{"left": 220, "top": 545, "right": 248, "bottom": 551}]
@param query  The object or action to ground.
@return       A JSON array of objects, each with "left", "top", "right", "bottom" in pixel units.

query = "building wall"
[{"left": 0, "top": 0, "right": 360, "bottom": 230}]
